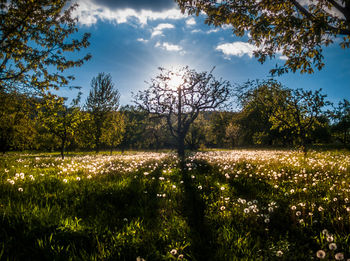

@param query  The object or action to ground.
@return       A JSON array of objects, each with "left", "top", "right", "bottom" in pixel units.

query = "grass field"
[{"left": 1, "top": 150, "right": 350, "bottom": 260}]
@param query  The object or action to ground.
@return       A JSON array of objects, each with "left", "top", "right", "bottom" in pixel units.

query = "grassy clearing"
[{"left": 0, "top": 150, "right": 350, "bottom": 260}]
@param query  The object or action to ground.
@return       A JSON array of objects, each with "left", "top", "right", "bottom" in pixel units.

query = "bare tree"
[{"left": 134, "top": 66, "right": 231, "bottom": 160}]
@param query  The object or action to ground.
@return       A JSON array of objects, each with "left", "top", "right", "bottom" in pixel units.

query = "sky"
[{"left": 60, "top": 0, "right": 350, "bottom": 108}]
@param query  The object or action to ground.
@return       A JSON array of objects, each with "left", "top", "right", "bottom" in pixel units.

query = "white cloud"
[
  {"left": 155, "top": 41, "right": 183, "bottom": 52},
  {"left": 151, "top": 23, "right": 175, "bottom": 37},
  {"left": 186, "top": 17, "right": 196, "bottom": 26},
  {"left": 206, "top": 28, "right": 220, "bottom": 34},
  {"left": 137, "top": 38, "right": 149, "bottom": 43},
  {"left": 216, "top": 42, "right": 257, "bottom": 58},
  {"left": 216, "top": 41, "right": 289, "bottom": 60},
  {"left": 73, "top": 0, "right": 185, "bottom": 26}
]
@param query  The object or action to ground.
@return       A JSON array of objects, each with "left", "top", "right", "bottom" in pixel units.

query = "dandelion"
[
  {"left": 220, "top": 206, "right": 226, "bottom": 211},
  {"left": 335, "top": 253, "right": 344, "bottom": 260},
  {"left": 291, "top": 206, "right": 297, "bottom": 210},
  {"left": 276, "top": 250, "right": 283, "bottom": 257},
  {"left": 296, "top": 211, "right": 301, "bottom": 216},
  {"left": 318, "top": 206, "right": 324, "bottom": 212},
  {"left": 329, "top": 243, "right": 337, "bottom": 250},
  {"left": 63, "top": 179, "right": 68, "bottom": 183},
  {"left": 264, "top": 218, "right": 270, "bottom": 223},
  {"left": 18, "top": 187, "right": 23, "bottom": 192},
  {"left": 136, "top": 257, "right": 145, "bottom": 261},
  {"left": 244, "top": 208, "right": 250, "bottom": 214},
  {"left": 170, "top": 249, "right": 177, "bottom": 255},
  {"left": 316, "top": 250, "right": 326, "bottom": 259},
  {"left": 87, "top": 175, "right": 92, "bottom": 179},
  {"left": 143, "top": 172, "right": 149, "bottom": 176},
  {"left": 76, "top": 177, "right": 81, "bottom": 181},
  {"left": 178, "top": 254, "right": 184, "bottom": 259},
  {"left": 198, "top": 185, "right": 202, "bottom": 190},
  {"left": 220, "top": 186, "right": 225, "bottom": 191},
  {"left": 326, "top": 235, "right": 334, "bottom": 242}
]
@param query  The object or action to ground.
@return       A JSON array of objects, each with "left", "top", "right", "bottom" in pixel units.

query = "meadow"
[{"left": 1, "top": 149, "right": 350, "bottom": 260}]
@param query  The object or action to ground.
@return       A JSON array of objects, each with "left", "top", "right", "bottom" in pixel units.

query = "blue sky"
[{"left": 61, "top": 0, "right": 350, "bottom": 107}]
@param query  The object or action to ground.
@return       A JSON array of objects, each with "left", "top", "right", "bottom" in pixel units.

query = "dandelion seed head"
[{"left": 316, "top": 250, "right": 326, "bottom": 259}]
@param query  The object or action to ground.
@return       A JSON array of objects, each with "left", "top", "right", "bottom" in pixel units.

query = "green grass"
[{"left": 0, "top": 150, "right": 349, "bottom": 260}]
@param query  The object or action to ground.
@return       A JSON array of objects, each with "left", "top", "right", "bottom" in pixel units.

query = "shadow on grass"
[
  {"left": 180, "top": 164, "right": 217, "bottom": 261},
  {"left": 0, "top": 167, "right": 164, "bottom": 260}
]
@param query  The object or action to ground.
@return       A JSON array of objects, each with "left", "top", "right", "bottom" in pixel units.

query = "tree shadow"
[{"left": 180, "top": 163, "right": 217, "bottom": 260}]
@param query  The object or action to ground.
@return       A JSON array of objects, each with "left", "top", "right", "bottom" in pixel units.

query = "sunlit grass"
[{"left": 0, "top": 150, "right": 349, "bottom": 260}]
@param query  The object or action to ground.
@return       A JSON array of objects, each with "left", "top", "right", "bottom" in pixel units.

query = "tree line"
[{"left": 1, "top": 69, "right": 349, "bottom": 158}]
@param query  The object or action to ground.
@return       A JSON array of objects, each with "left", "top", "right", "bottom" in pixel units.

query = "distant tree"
[
  {"left": 134, "top": 66, "right": 231, "bottom": 160},
  {"left": 332, "top": 99, "right": 350, "bottom": 145},
  {"left": 38, "top": 93, "right": 83, "bottom": 159},
  {"left": 143, "top": 116, "right": 168, "bottom": 151},
  {"left": 0, "top": 91, "right": 36, "bottom": 153},
  {"left": 240, "top": 80, "right": 331, "bottom": 154},
  {"left": 185, "top": 114, "right": 208, "bottom": 150},
  {"left": 209, "top": 111, "right": 233, "bottom": 147},
  {"left": 85, "top": 73, "right": 120, "bottom": 153},
  {"left": 235, "top": 80, "right": 288, "bottom": 146},
  {"left": 270, "top": 88, "right": 331, "bottom": 154},
  {"left": 119, "top": 106, "right": 149, "bottom": 152},
  {"left": 224, "top": 122, "right": 240, "bottom": 148},
  {"left": 101, "top": 111, "right": 126, "bottom": 154},
  {"left": 176, "top": 0, "right": 350, "bottom": 75},
  {"left": 0, "top": 0, "right": 90, "bottom": 93}
]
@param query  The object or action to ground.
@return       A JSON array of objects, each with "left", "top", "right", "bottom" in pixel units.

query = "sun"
[
  {"left": 166, "top": 66, "right": 186, "bottom": 90},
  {"left": 168, "top": 73, "right": 183, "bottom": 90}
]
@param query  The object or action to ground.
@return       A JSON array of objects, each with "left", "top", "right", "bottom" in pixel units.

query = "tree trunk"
[
  {"left": 178, "top": 134, "right": 185, "bottom": 166},
  {"left": 60, "top": 137, "right": 65, "bottom": 159}
]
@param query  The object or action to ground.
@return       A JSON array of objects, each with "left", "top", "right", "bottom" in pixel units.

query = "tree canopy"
[
  {"left": 0, "top": 0, "right": 91, "bottom": 93},
  {"left": 134, "top": 66, "right": 231, "bottom": 159},
  {"left": 237, "top": 79, "right": 331, "bottom": 153},
  {"left": 176, "top": 0, "right": 350, "bottom": 75},
  {"left": 85, "top": 73, "right": 120, "bottom": 153}
]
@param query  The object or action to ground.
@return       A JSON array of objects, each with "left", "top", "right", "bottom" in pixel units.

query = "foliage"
[
  {"left": 119, "top": 105, "right": 150, "bottom": 151},
  {"left": 101, "top": 111, "right": 126, "bottom": 154},
  {"left": 237, "top": 80, "right": 331, "bottom": 152},
  {"left": 235, "top": 80, "right": 288, "bottom": 145},
  {"left": 176, "top": 0, "right": 350, "bottom": 75},
  {"left": 85, "top": 73, "right": 121, "bottom": 153},
  {"left": 134, "top": 66, "right": 231, "bottom": 158},
  {"left": 332, "top": 99, "right": 350, "bottom": 145},
  {"left": 0, "top": 0, "right": 91, "bottom": 93},
  {"left": 0, "top": 91, "right": 37, "bottom": 153},
  {"left": 38, "top": 93, "right": 84, "bottom": 158}
]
